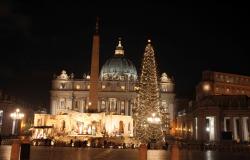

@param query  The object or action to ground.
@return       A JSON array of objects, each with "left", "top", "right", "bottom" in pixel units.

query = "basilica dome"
[{"left": 100, "top": 39, "right": 138, "bottom": 81}]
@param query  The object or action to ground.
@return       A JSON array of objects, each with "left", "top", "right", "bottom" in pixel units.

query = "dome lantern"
[{"left": 114, "top": 38, "right": 124, "bottom": 56}]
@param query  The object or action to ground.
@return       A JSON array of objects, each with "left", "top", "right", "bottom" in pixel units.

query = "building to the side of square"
[{"left": 176, "top": 71, "right": 250, "bottom": 142}]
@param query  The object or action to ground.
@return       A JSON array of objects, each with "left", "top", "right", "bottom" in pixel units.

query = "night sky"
[{"left": 1, "top": 1, "right": 250, "bottom": 109}]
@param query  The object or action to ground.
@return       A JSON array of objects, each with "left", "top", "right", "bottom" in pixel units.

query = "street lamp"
[
  {"left": 147, "top": 113, "right": 161, "bottom": 124},
  {"left": 146, "top": 113, "right": 161, "bottom": 149},
  {"left": 10, "top": 108, "right": 24, "bottom": 135}
]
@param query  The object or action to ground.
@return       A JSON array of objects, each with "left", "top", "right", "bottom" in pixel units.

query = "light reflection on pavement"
[{"left": 1, "top": 144, "right": 250, "bottom": 160}]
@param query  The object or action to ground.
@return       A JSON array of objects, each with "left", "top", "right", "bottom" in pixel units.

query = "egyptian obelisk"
[{"left": 89, "top": 18, "right": 100, "bottom": 112}]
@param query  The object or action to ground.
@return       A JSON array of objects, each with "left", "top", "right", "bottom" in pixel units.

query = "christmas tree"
[{"left": 134, "top": 40, "right": 163, "bottom": 143}]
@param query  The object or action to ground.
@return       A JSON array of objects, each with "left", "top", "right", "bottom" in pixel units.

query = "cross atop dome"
[{"left": 114, "top": 37, "right": 124, "bottom": 56}]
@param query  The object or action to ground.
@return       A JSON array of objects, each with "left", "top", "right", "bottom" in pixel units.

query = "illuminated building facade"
[
  {"left": 176, "top": 71, "right": 250, "bottom": 142},
  {"left": 196, "top": 70, "right": 250, "bottom": 101},
  {"left": 33, "top": 25, "right": 175, "bottom": 141}
]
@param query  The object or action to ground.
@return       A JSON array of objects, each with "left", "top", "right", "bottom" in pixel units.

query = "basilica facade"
[{"left": 32, "top": 27, "right": 175, "bottom": 142}]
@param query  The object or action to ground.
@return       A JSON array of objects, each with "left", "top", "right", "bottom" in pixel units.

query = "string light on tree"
[{"left": 134, "top": 39, "right": 163, "bottom": 143}]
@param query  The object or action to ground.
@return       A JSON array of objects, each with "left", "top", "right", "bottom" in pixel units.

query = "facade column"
[
  {"left": 117, "top": 100, "right": 121, "bottom": 115},
  {"left": 127, "top": 100, "right": 130, "bottom": 116},
  {"left": 97, "top": 100, "right": 100, "bottom": 112},
  {"left": 125, "top": 100, "right": 128, "bottom": 115},
  {"left": 223, "top": 117, "right": 226, "bottom": 132},
  {"left": 242, "top": 117, "right": 249, "bottom": 141},
  {"left": 232, "top": 117, "right": 241, "bottom": 141},
  {"left": 71, "top": 95, "right": 74, "bottom": 110},
  {"left": 230, "top": 117, "right": 235, "bottom": 140},
  {"left": 194, "top": 117, "right": 198, "bottom": 140},
  {"left": 80, "top": 100, "right": 83, "bottom": 113},
  {"left": 56, "top": 99, "right": 59, "bottom": 114},
  {"left": 129, "top": 100, "right": 133, "bottom": 116},
  {"left": 83, "top": 98, "right": 86, "bottom": 113},
  {"left": 106, "top": 100, "right": 109, "bottom": 113},
  {"left": 248, "top": 118, "right": 250, "bottom": 141},
  {"left": 169, "top": 103, "right": 174, "bottom": 125},
  {"left": 50, "top": 98, "right": 57, "bottom": 115}
]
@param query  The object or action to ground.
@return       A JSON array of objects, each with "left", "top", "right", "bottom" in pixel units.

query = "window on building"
[
  {"left": 61, "top": 100, "right": 65, "bottom": 109},
  {"left": 60, "top": 83, "right": 66, "bottom": 89},
  {"left": 76, "top": 85, "right": 80, "bottom": 90},
  {"left": 75, "top": 101, "right": 79, "bottom": 110},
  {"left": 120, "top": 76, "right": 124, "bottom": 81},
  {"left": 121, "top": 85, "right": 125, "bottom": 90},
  {"left": 101, "top": 100, "right": 106, "bottom": 111},
  {"left": 161, "top": 100, "right": 168, "bottom": 113},
  {"left": 220, "top": 75, "right": 224, "bottom": 81},
  {"left": 161, "top": 84, "right": 168, "bottom": 92},
  {"left": 235, "top": 77, "right": 238, "bottom": 83},
  {"left": 134, "top": 86, "right": 139, "bottom": 91},
  {"left": 121, "top": 101, "right": 125, "bottom": 114},
  {"left": 109, "top": 98, "right": 117, "bottom": 112}
]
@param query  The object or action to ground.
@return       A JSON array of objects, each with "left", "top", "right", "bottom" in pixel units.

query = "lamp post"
[
  {"left": 147, "top": 113, "right": 161, "bottom": 148},
  {"left": 10, "top": 108, "right": 24, "bottom": 135},
  {"left": 147, "top": 113, "right": 161, "bottom": 124}
]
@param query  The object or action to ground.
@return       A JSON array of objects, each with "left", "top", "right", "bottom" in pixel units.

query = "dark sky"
[{"left": 1, "top": 1, "right": 250, "bottom": 109}]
